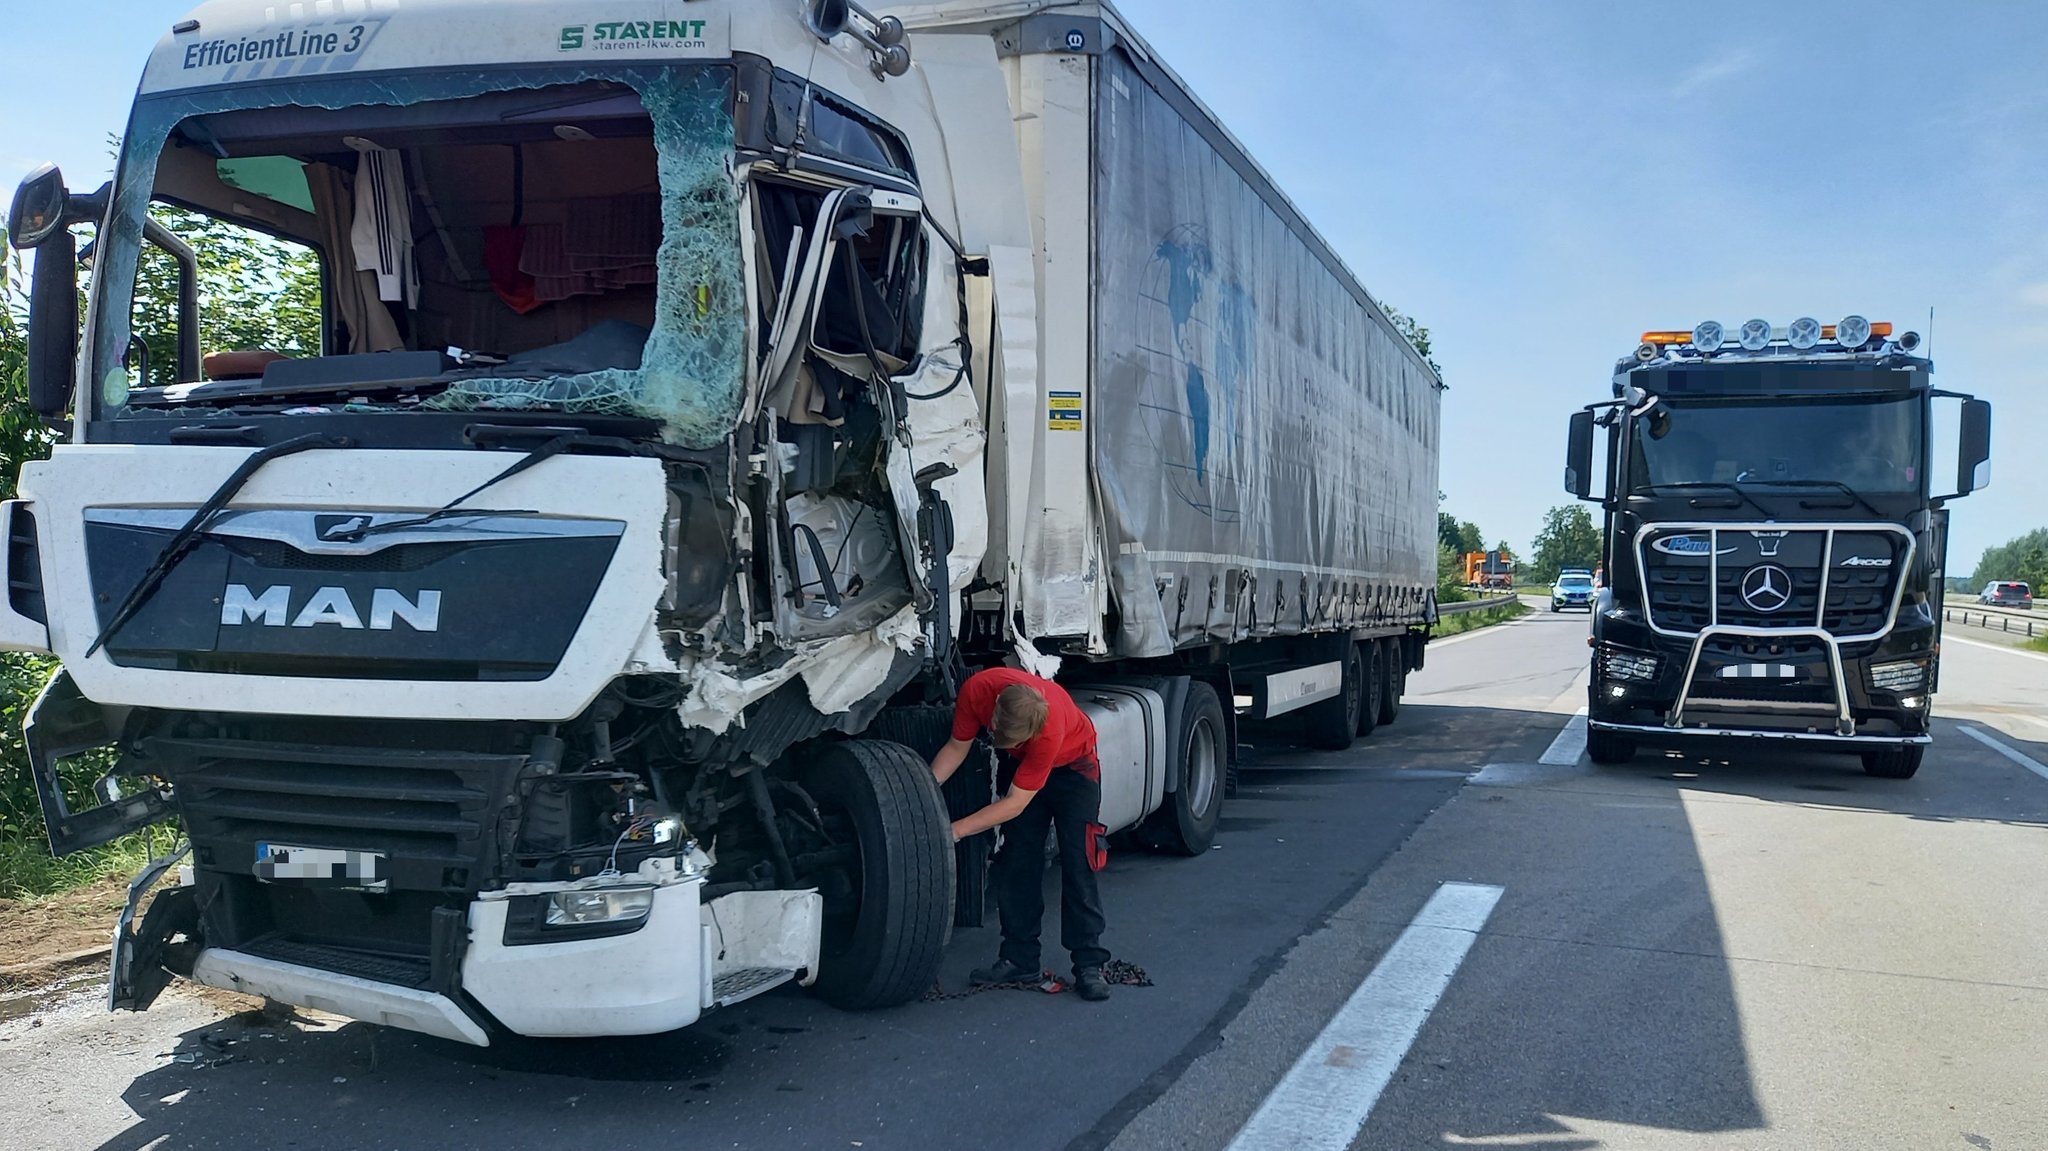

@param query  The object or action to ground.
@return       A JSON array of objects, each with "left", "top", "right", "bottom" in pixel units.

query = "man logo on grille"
[{"left": 1741, "top": 564, "right": 1794, "bottom": 614}]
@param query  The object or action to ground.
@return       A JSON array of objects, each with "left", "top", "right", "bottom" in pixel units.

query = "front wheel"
[
  {"left": 1139, "top": 682, "right": 1227, "bottom": 855},
  {"left": 1861, "top": 744, "right": 1925, "bottom": 779},
  {"left": 799, "top": 740, "right": 955, "bottom": 1009}
]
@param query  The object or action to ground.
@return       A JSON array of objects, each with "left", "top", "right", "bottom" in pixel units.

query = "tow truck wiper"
[
  {"left": 1637, "top": 481, "right": 1773, "bottom": 519},
  {"left": 1736, "top": 479, "right": 1885, "bottom": 519},
  {"left": 87, "top": 433, "right": 351, "bottom": 657}
]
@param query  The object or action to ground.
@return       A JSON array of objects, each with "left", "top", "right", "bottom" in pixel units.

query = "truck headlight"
[
  {"left": 546, "top": 886, "right": 655, "bottom": 927},
  {"left": 1869, "top": 660, "right": 1928, "bottom": 693},
  {"left": 1601, "top": 648, "right": 1659, "bottom": 682}
]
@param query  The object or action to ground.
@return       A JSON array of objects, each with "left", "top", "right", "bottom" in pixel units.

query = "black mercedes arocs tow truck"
[{"left": 1563, "top": 315, "right": 1992, "bottom": 779}]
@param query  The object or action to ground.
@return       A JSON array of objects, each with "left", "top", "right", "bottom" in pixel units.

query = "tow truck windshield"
[{"left": 1627, "top": 393, "right": 1923, "bottom": 497}]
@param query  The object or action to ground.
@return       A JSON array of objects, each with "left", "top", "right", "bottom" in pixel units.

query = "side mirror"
[
  {"left": 8, "top": 164, "right": 70, "bottom": 249},
  {"left": 26, "top": 229, "right": 79, "bottom": 420},
  {"left": 1564, "top": 410, "right": 1595, "bottom": 500},
  {"left": 1955, "top": 398, "right": 1992, "bottom": 495}
]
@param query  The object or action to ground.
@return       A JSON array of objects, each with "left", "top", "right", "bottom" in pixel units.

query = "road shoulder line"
[
  {"left": 1958, "top": 724, "right": 2048, "bottom": 783},
  {"left": 1224, "top": 882, "right": 1503, "bottom": 1151}
]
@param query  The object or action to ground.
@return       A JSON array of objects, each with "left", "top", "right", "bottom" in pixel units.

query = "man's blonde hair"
[{"left": 990, "top": 684, "right": 1050, "bottom": 748}]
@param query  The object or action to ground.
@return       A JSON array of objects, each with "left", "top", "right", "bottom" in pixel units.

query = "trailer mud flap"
[{"left": 26, "top": 671, "right": 173, "bottom": 856}]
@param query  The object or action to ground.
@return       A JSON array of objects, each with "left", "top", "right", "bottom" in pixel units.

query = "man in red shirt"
[{"left": 930, "top": 667, "right": 1113, "bottom": 1001}]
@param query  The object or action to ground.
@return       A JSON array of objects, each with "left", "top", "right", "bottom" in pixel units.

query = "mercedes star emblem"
[{"left": 1740, "top": 564, "right": 1794, "bottom": 613}]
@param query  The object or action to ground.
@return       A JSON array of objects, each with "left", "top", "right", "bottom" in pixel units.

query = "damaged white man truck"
[{"left": 4, "top": 0, "right": 1440, "bottom": 1045}]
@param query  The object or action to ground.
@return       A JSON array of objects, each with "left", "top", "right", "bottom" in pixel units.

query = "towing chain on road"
[{"left": 923, "top": 958, "right": 1154, "bottom": 1001}]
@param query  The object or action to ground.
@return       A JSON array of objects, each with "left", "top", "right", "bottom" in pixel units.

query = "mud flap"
[
  {"left": 109, "top": 845, "right": 196, "bottom": 1013},
  {"left": 27, "top": 672, "right": 173, "bottom": 856}
]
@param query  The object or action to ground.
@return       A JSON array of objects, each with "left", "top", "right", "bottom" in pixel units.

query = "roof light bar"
[{"left": 1636, "top": 317, "right": 1899, "bottom": 353}]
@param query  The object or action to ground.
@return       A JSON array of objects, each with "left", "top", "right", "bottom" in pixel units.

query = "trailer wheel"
[
  {"left": 1860, "top": 744, "right": 1924, "bottom": 779},
  {"left": 1140, "top": 682, "right": 1226, "bottom": 855},
  {"left": 800, "top": 740, "right": 955, "bottom": 1009},
  {"left": 1354, "top": 640, "right": 1383, "bottom": 738},
  {"left": 1304, "top": 642, "right": 1362, "bottom": 750},
  {"left": 1376, "top": 638, "right": 1405, "bottom": 727},
  {"left": 1586, "top": 728, "right": 1636, "bottom": 765}
]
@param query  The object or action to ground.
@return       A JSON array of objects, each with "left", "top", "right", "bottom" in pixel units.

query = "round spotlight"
[
  {"left": 1787, "top": 316, "right": 1822, "bottom": 350},
  {"left": 1738, "top": 318, "right": 1772, "bottom": 351},
  {"left": 1634, "top": 341, "right": 1661, "bottom": 363},
  {"left": 1835, "top": 314, "right": 1873, "bottom": 349},
  {"left": 1897, "top": 330, "right": 1922, "bottom": 351},
  {"left": 1692, "top": 320, "right": 1725, "bottom": 352}
]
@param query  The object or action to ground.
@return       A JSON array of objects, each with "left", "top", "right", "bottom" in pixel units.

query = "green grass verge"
[
  {"left": 0, "top": 834, "right": 153, "bottom": 903},
  {"left": 1433, "top": 599, "right": 1530, "bottom": 637},
  {"left": 2024, "top": 633, "right": 2048, "bottom": 654}
]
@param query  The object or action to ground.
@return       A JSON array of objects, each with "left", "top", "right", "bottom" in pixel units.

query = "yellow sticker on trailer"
[{"left": 1049, "top": 391, "right": 1083, "bottom": 430}]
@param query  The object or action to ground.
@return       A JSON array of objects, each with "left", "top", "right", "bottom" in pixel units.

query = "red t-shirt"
[{"left": 950, "top": 668, "right": 1099, "bottom": 790}]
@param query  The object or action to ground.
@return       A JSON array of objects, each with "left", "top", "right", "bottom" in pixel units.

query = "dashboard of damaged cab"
[{"left": 63, "top": 54, "right": 927, "bottom": 456}]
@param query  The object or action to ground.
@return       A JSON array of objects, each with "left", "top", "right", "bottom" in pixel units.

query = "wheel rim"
[
  {"left": 1344, "top": 651, "right": 1362, "bottom": 725},
  {"left": 1186, "top": 716, "right": 1219, "bottom": 817}
]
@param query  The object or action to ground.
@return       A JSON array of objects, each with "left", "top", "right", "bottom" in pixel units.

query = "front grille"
[
  {"left": 146, "top": 735, "right": 526, "bottom": 893},
  {"left": 242, "top": 935, "right": 434, "bottom": 988},
  {"left": 1639, "top": 526, "right": 1909, "bottom": 639}
]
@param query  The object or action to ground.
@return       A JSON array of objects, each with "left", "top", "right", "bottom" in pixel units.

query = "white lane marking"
[
  {"left": 1226, "top": 882, "right": 1504, "bottom": 1151},
  {"left": 1944, "top": 635, "right": 2048, "bottom": 665},
  {"left": 1539, "top": 709, "right": 1589, "bottom": 765},
  {"left": 1425, "top": 615, "right": 1534, "bottom": 651},
  {"left": 1958, "top": 725, "right": 2048, "bottom": 783}
]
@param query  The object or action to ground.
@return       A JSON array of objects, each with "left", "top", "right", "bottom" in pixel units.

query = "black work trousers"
[{"left": 992, "top": 764, "right": 1110, "bottom": 973}]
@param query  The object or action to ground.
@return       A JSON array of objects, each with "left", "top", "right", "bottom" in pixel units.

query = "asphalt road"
[{"left": 5, "top": 612, "right": 2045, "bottom": 1150}]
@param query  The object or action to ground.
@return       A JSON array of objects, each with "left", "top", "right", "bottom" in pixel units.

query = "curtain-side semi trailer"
[{"left": 4, "top": 0, "right": 1442, "bottom": 1044}]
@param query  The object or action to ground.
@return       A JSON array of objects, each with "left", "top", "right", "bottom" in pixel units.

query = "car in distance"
[
  {"left": 1552, "top": 569, "right": 1597, "bottom": 612},
  {"left": 1979, "top": 580, "right": 2033, "bottom": 609}
]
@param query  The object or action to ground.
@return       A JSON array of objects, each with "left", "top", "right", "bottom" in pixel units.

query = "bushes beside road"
[{"left": 1434, "top": 599, "right": 1528, "bottom": 637}]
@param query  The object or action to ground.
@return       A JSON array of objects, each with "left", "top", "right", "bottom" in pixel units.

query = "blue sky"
[{"left": 3, "top": 0, "right": 2043, "bottom": 568}]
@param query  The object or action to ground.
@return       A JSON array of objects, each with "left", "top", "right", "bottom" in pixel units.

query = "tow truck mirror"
[
  {"left": 1564, "top": 410, "right": 1595, "bottom": 500},
  {"left": 1955, "top": 398, "right": 1992, "bottom": 495}
]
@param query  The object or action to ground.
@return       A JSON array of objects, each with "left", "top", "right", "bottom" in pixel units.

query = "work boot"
[
  {"left": 1072, "top": 967, "right": 1112, "bottom": 1001},
  {"left": 970, "top": 958, "right": 1037, "bottom": 985}
]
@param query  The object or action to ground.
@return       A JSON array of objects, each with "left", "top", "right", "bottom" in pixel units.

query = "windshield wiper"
[
  {"left": 87, "top": 433, "right": 351, "bottom": 657},
  {"left": 326, "top": 432, "right": 584, "bottom": 542},
  {"left": 1736, "top": 479, "right": 1885, "bottom": 519},
  {"left": 1636, "top": 482, "right": 1773, "bottom": 519}
]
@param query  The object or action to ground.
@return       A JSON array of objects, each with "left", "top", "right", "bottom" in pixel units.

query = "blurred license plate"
[{"left": 254, "top": 843, "right": 387, "bottom": 891}]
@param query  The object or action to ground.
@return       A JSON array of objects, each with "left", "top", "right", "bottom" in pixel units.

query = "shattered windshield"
[
  {"left": 1627, "top": 394, "right": 1924, "bottom": 496},
  {"left": 92, "top": 65, "right": 744, "bottom": 447}
]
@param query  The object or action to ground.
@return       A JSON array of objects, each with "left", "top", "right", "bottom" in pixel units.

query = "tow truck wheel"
[
  {"left": 1861, "top": 744, "right": 1925, "bottom": 779},
  {"left": 1139, "top": 682, "right": 1227, "bottom": 855},
  {"left": 1304, "top": 642, "right": 1363, "bottom": 750},
  {"left": 1377, "top": 638, "right": 1405, "bottom": 727},
  {"left": 800, "top": 740, "right": 956, "bottom": 1010},
  {"left": 1586, "top": 728, "right": 1636, "bottom": 765}
]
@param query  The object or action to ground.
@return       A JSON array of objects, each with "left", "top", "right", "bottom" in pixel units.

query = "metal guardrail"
[
  {"left": 1945, "top": 607, "right": 2039, "bottom": 639},
  {"left": 1438, "top": 594, "right": 1521, "bottom": 617}
]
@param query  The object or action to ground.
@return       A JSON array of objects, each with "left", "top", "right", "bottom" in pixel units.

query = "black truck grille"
[
  {"left": 1640, "top": 527, "right": 1908, "bottom": 638},
  {"left": 146, "top": 734, "right": 526, "bottom": 893}
]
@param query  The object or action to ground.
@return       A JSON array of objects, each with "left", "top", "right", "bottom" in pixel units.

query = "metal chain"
[{"left": 923, "top": 958, "right": 1153, "bottom": 1002}]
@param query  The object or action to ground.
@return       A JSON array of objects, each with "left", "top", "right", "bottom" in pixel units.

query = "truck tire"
[
  {"left": 1354, "top": 640, "right": 1383, "bottom": 738},
  {"left": 1861, "top": 744, "right": 1924, "bottom": 779},
  {"left": 1586, "top": 728, "right": 1636, "bottom": 765},
  {"left": 800, "top": 740, "right": 955, "bottom": 1010},
  {"left": 865, "top": 707, "right": 992, "bottom": 929},
  {"left": 1139, "top": 682, "right": 1226, "bottom": 855},
  {"left": 1377, "top": 638, "right": 1405, "bottom": 727},
  {"left": 1303, "top": 643, "right": 1363, "bottom": 750}
]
